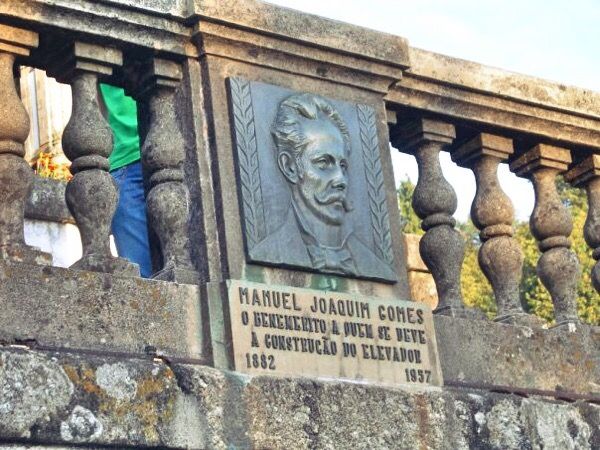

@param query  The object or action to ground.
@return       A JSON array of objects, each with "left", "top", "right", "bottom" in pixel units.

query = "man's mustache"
[{"left": 315, "top": 191, "right": 354, "bottom": 212}]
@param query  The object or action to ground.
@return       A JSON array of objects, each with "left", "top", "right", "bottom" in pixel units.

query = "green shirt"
[{"left": 99, "top": 84, "right": 141, "bottom": 171}]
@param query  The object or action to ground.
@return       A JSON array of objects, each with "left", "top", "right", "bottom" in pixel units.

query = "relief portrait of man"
[{"left": 250, "top": 93, "right": 396, "bottom": 280}]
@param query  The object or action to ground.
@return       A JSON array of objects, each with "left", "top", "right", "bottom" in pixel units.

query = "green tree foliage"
[
  {"left": 518, "top": 178, "right": 599, "bottom": 325},
  {"left": 516, "top": 220, "right": 555, "bottom": 322},
  {"left": 396, "top": 178, "right": 423, "bottom": 235},
  {"left": 456, "top": 221, "right": 496, "bottom": 318},
  {"left": 397, "top": 177, "right": 600, "bottom": 325}
]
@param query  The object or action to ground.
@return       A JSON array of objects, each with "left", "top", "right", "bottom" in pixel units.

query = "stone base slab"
[
  {"left": 0, "top": 243, "right": 52, "bottom": 265},
  {"left": 494, "top": 311, "right": 545, "bottom": 327},
  {"left": 152, "top": 265, "right": 199, "bottom": 285},
  {"left": 433, "top": 304, "right": 487, "bottom": 320},
  {"left": 70, "top": 253, "right": 140, "bottom": 277},
  {"left": 0, "top": 347, "right": 597, "bottom": 449},
  {"left": 435, "top": 315, "right": 600, "bottom": 397},
  {"left": 0, "top": 261, "right": 204, "bottom": 361}
]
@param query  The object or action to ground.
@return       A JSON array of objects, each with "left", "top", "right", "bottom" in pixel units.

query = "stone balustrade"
[
  {"left": 49, "top": 42, "right": 139, "bottom": 276},
  {"left": 0, "top": 21, "right": 198, "bottom": 283},
  {"left": 0, "top": 1, "right": 598, "bottom": 448},
  {"left": 391, "top": 119, "right": 482, "bottom": 319},
  {"left": 0, "top": 24, "right": 51, "bottom": 266},
  {"left": 131, "top": 57, "right": 197, "bottom": 284},
  {"left": 566, "top": 155, "right": 600, "bottom": 295},
  {"left": 390, "top": 120, "right": 590, "bottom": 327},
  {"left": 391, "top": 125, "right": 588, "bottom": 327},
  {"left": 0, "top": 2, "right": 597, "bottom": 324},
  {"left": 510, "top": 145, "right": 580, "bottom": 325},
  {"left": 452, "top": 134, "right": 541, "bottom": 326}
]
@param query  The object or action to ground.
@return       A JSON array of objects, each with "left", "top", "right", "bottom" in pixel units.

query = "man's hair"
[{"left": 272, "top": 93, "right": 350, "bottom": 161}]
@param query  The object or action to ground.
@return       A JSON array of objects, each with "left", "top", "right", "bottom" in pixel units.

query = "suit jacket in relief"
[{"left": 250, "top": 205, "right": 396, "bottom": 282}]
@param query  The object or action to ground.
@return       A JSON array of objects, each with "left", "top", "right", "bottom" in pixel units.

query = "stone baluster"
[
  {"left": 392, "top": 119, "right": 482, "bottom": 318},
  {"left": 49, "top": 42, "right": 138, "bottom": 275},
  {"left": 132, "top": 58, "right": 197, "bottom": 284},
  {"left": 510, "top": 145, "right": 580, "bottom": 325},
  {"left": 0, "top": 25, "right": 51, "bottom": 265},
  {"left": 453, "top": 134, "right": 539, "bottom": 325},
  {"left": 565, "top": 154, "right": 600, "bottom": 294}
]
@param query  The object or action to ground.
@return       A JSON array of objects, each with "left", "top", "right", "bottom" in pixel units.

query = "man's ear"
[{"left": 278, "top": 152, "right": 299, "bottom": 184}]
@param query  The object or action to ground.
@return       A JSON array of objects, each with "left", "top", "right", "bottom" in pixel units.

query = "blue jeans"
[{"left": 111, "top": 161, "right": 153, "bottom": 278}]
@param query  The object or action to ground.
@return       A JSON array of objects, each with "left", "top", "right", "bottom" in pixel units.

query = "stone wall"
[
  {"left": 0, "top": 346, "right": 597, "bottom": 449},
  {"left": 0, "top": 257, "right": 595, "bottom": 448}
]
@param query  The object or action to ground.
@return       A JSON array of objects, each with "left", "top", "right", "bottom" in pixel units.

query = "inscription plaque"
[
  {"left": 226, "top": 280, "right": 443, "bottom": 387},
  {"left": 228, "top": 78, "right": 397, "bottom": 283}
]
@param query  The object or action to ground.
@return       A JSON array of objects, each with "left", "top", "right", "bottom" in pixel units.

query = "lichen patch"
[
  {"left": 60, "top": 405, "right": 103, "bottom": 442},
  {"left": 0, "top": 352, "right": 74, "bottom": 437},
  {"left": 96, "top": 362, "right": 138, "bottom": 401}
]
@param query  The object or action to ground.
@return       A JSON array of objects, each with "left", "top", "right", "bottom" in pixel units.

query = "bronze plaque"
[
  {"left": 227, "top": 280, "right": 443, "bottom": 387},
  {"left": 228, "top": 78, "right": 397, "bottom": 283}
]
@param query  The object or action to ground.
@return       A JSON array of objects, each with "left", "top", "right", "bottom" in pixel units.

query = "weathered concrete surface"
[
  {"left": 407, "top": 48, "right": 600, "bottom": 118},
  {"left": 389, "top": 47, "right": 600, "bottom": 150},
  {"left": 0, "top": 348, "right": 180, "bottom": 448},
  {"left": 0, "top": 261, "right": 203, "bottom": 360},
  {"left": 436, "top": 315, "right": 600, "bottom": 397},
  {"left": 0, "top": 0, "right": 194, "bottom": 58},
  {"left": 195, "top": 0, "right": 410, "bottom": 68},
  {"left": 102, "top": 0, "right": 191, "bottom": 17},
  {"left": 0, "top": 347, "right": 598, "bottom": 449},
  {"left": 25, "top": 176, "right": 73, "bottom": 224}
]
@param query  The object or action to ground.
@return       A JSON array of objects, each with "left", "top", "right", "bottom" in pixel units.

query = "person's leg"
[{"left": 111, "top": 161, "right": 153, "bottom": 278}]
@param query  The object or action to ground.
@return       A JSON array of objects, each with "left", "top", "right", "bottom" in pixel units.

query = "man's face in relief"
[{"left": 294, "top": 119, "right": 349, "bottom": 226}]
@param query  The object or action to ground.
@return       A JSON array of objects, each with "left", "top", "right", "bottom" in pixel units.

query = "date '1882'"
[{"left": 245, "top": 353, "right": 276, "bottom": 370}]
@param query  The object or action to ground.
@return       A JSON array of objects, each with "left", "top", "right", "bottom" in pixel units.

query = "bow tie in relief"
[{"left": 305, "top": 244, "right": 355, "bottom": 274}]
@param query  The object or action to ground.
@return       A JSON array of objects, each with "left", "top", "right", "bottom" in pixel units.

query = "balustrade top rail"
[
  {"left": 388, "top": 47, "right": 600, "bottom": 150},
  {"left": 2, "top": 1, "right": 599, "bottom": 134}
]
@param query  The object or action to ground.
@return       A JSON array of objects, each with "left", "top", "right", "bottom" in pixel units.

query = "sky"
[{"left": 267, "top": 0, "right": 600, "bottom": 221}]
